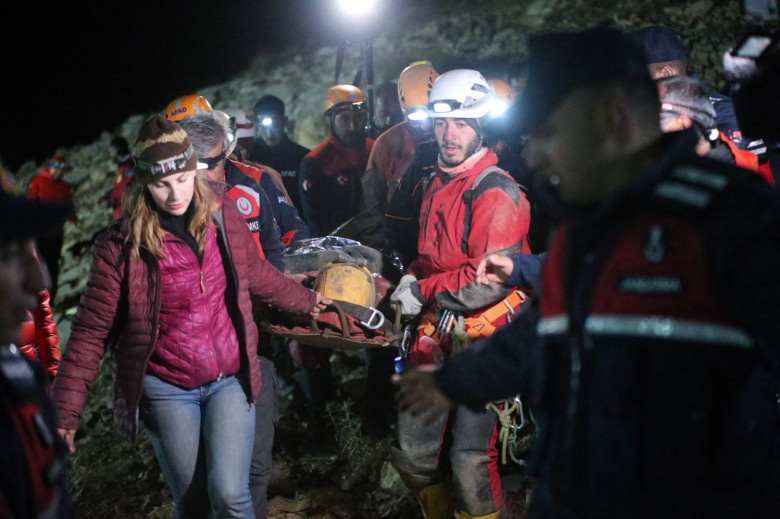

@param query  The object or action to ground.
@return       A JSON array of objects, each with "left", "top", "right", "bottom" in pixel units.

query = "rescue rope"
[
  {"left": 488, "top": 396, "right": 535, "bottom": 466},
  {"left": 450, "top": 316, "right": 469, "bottom": 352}
]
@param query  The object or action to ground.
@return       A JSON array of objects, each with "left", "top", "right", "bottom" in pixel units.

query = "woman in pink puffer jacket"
[{"left": 52, "top": 115, "right": 327, "bottom": 519}]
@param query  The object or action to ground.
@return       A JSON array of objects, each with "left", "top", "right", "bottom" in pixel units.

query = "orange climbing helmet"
[
  {"left": 398, "top": 61, "right": 440, "bottom": 120},
  {"left": 165, "top": 94, "right": 213, "bottom": 122},
  {"left": 323, "top": 85, "right": 367, "bottom": 116},
  {"left": 488, "top": 78, "right": 515, "bottom": 117}
]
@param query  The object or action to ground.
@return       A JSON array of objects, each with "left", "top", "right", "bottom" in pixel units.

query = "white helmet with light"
[{"left": 427, "top": 69, "right": 495, "bottom": 119}]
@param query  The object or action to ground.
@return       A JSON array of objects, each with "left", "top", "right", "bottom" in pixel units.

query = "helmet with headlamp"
[
  {"left": 324, "top": 85, "right": 367, "bottom": 116},
  {"left": 427, "top": 69, "right": 495, "bottom": 119},
  {"left": 398, "top": 61, "right": 439, "bottom": 122},
  {"left": 488, "top": 78, "right": 515, "bottom": 118}
]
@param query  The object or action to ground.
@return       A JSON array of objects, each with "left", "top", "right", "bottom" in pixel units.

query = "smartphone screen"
[{"left": 734, "top": 34, "right": 773, "bottom": 57}]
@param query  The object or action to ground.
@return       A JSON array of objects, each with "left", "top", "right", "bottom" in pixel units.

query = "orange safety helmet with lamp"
[
  {"left": 488, "top": 78, "right": 516, "bottom": 118},
  {"left": 323, "top": 85, "right": 367, "bottom": 116},
  {"left": 397, "top": 61, "right": 440, "bottom": 120},
  {"left": 165, "top": 94, "right": 213, "bottom": 122}
]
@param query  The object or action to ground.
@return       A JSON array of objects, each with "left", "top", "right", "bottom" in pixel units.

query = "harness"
[{"left": 461, "top": 166, "right": 520, "bottom": 254}]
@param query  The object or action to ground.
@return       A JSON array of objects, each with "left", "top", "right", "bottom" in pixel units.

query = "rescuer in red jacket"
[
  {"left": 107, "top": 136, "right": 136, "bottom": 219},
  {"left": 298, "top": 84, "right": 375, "bottom": 237},
  {"left": 18, "top": 288, "right": 60, "bottom": 379},
  {"left": 352, "top": 60, "right": 439, "bottom": 250},
  {"left": 26, "top": 152, "right": 73, "bottom": 301},
  {"left": 388, "top": 69, "right": 532, "bottom": 519}
]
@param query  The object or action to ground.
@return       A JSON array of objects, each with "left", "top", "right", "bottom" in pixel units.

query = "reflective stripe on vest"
[{"left": 538, "top": 314, "right": 753, "bottom": 348}]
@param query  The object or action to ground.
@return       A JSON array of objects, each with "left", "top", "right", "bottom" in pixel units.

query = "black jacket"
[{"left": 434, "top": 130, "right": 780, "bottom": 518}]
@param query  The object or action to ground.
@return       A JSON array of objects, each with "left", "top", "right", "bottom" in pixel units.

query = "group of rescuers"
[{"left": 10, "top": 21, "right": 780, "bottom": 519}]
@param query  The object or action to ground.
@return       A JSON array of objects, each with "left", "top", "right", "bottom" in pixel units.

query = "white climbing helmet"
[{"left": 427, "top": 69, "right": 495, "bottom": 119}]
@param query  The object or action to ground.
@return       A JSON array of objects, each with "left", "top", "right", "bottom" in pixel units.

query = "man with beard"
[
  {"left": 298, "top": 85, "right": 375, "bottom": 237},
  {"left": 388, "top": 69, "right": 532, "bottom": 519}
]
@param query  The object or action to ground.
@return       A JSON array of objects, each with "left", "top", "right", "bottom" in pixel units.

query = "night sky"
[{"left": 0, "top": 0, "right": 337, "bottom": 172}]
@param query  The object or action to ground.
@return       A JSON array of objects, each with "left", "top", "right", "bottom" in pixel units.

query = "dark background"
[{"left": 0, "top": 0, "right": 354, "bottom": 172}]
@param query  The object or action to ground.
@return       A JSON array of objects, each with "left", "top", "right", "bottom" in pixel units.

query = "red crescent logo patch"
[{"left": 236, "top": 196, "right": 252, "bottom": 215}]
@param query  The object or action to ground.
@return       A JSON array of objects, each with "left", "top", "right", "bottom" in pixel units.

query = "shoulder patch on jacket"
[{"left": 651, "top": 165, "right": 730, "bottom": 213}]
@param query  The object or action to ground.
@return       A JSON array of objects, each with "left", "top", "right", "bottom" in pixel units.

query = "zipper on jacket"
[
  {"left": 199, "top": 271, "right": 205, "bottom": 293},
  {"left": 215, "top": 209, "right": 251, "bottom": 402}
]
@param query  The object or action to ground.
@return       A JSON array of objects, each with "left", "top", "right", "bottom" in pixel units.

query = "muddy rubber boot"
[
  {"left": 459, "top": 509, "right": 502, "bottom": 519},
  {"left": 413, "top": 482, "right": 455, "bottom": 519}
]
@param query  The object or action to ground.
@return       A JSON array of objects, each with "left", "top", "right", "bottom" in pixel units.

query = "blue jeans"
[{"left": 140, "top": 374, "right": 256, "bottom": 519}]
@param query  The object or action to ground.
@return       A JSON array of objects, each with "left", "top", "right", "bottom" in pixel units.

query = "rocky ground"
[{"left": 64, "top": 347, "right": 534, "bottom": 518}]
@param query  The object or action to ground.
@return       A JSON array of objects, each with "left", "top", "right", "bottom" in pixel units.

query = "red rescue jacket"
[
  {"left": 18, "top": 289, "right": 60, "bottom": 378},
  {"left": 409, "top": 148, "right": 531, "bottom": 310}
]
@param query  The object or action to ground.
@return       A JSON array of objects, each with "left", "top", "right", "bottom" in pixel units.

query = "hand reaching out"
[{"left": 475, "top": 254, "right": 514, "bottom": 285}]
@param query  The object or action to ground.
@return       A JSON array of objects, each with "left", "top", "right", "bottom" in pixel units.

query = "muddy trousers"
[{"left": 392, "top": 404, "right": 503, "bottom": 516}]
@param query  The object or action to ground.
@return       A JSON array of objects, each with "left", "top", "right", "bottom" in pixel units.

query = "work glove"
[{"left": 390, "top": 274, "right": 425, "bottom": 318}]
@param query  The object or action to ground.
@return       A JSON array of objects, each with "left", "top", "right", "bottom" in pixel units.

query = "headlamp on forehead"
[
  {"left": 137, "top": 146, "right": 195, "bottom": 176},
  {"left": 329, "top": 101, "right": 367, "bottom": 116},
  {"left": 259, "top": 116, "right": 276, "bottom": 127},
  {"left": 48, "top": 161, "right": 67, "bottom": 169},
  {"left": 407, "top": 107, "right": 429, "bottom": 121},
  {"left": 197, "top": 150, "right": 227, "bottom": 170}
]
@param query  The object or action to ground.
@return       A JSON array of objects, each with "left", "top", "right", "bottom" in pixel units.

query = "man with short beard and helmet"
[
  {"left": 298, "top": 85, "right": 375, "bottom": 237},
  {"left": 388, "top": 69, "right": 532, "bottom": 519}
]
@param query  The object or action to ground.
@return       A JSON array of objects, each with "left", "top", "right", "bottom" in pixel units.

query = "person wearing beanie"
[
  {"left": 51, "top": 114, "right": 329, "bottom": 518},
  {"left": 249, "top": 95, "right": 311, "bottom": 213},
  {"left": 26, "top": 151, "right": 73, "bottom": 302},
  {"left": 395, "top": 26, "right": 780, "bottom": 518}
]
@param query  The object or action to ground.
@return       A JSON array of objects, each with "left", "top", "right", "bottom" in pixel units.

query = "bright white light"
[
  {"left": 338, "top": 0, "right": 377, "bottom": 17},
  {"left": 490, "top": 100, "right": 509, "bottom": 118},
  {"left": 407, "top": 108, "right": 428, "bottom": 121},
  {"left": 261, "top": 117, "right": 273, "bottom": 127}
]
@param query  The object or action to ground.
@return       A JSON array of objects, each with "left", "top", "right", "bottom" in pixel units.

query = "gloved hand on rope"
[{"left": 390, "top": 274, "right": 425, "bottom": 318}]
